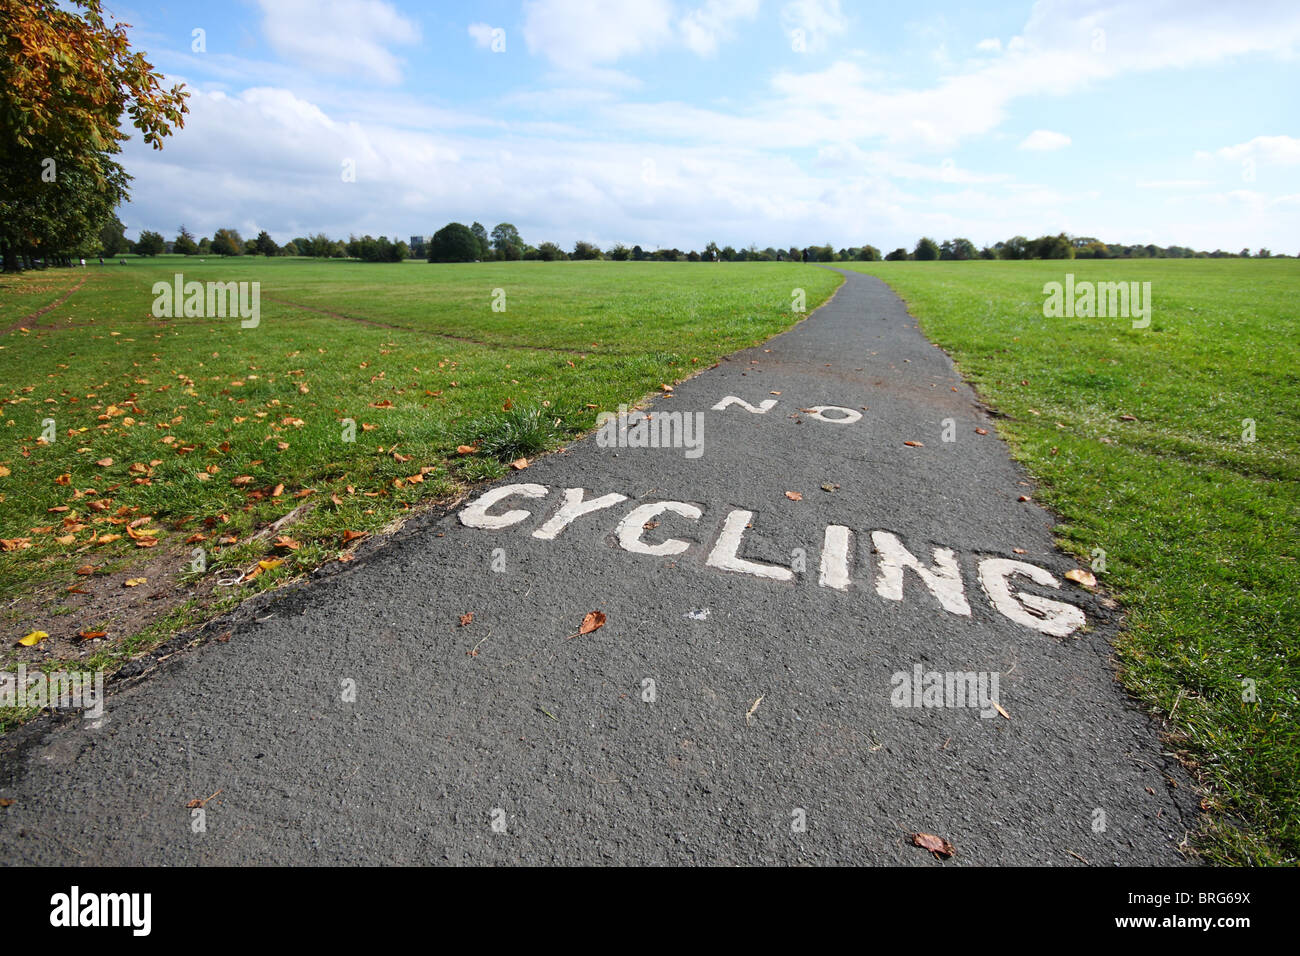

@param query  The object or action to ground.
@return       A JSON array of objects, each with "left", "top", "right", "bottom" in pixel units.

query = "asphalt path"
[{"left": 0, "top": 269, "right": 1198, "bottom": 865}]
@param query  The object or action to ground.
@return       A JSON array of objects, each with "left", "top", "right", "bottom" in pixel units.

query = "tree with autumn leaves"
[{"left": 0, "top": 0, "right": 188, "bottom": 271}]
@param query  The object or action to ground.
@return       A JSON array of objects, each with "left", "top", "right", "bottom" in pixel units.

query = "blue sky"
[{"left": 111, "top": 0, "right": 1299, "bottom": 253}]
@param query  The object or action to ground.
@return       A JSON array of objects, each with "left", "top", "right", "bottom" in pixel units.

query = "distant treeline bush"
[{"left": 110, "top": 217, "right": 1287, "bottom": 263}]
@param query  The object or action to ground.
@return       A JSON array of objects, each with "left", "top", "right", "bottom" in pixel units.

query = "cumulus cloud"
[
  {"left": 679, "top": 0, "right": 761, "bottom": 56},
  {"left": 468, "top": 23, "right": 500, "bottom": 50},
  {"left": 782, "top": 0, "right": 848, "bottom": 53},
  {"left": 256, "top": 0, "right": 418, "bottom": 84},
  {"left": 522, "top": 0, "right": 676, "bottom": 66},
  {"left": 1019, "top": 130, "right": 1072, "bottom": 151},
  {"left": 1208, "top": 135, "right": 1300, "bottom": 165}
]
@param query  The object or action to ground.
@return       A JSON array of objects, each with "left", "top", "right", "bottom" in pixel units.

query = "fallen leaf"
[
  {"left": 78, "top": 630, "right": 107, "bottom": 641},
  {"left": 569, "top": 610, "right": 606, "bottom": 639},
  {"left": 273, "top": 535, "right": 300, "bottom": 551},
  {"left": 456, "top": 445, "right": 476, "bottom": 455},
  {"left": 1018, "top": 495, "right": 1032, "bottom": 502},
  {"left": 342, "top": 529, "right": 367, "bottom": 543},
  {"left": 904, "top": 440, "right": 924, "bottom": 447},
  {"left": 0, "top": 465, "right": 10, "bottom": 477},
  {"left": 75, "top": 564, "right": 95, "bottom": 575},
  {"left": 18, "top": 630, "right": 48, "bottom": 647},
  {"left": 509, "top": 458, "right": 529, "bottom": 470},
  {"left": 784, "top": 491, "right": 803, "bottom": 501},
  {"left": 912, "top": 832, "right": 955, "bottom": 859},
  {"left": 124, "top": 577, "right": 146, "bottom": 587},
  {"left": 459, "top": 612, "right": 473, "bottom": 627},
  {"left": 271, "top": 483, "right": 285, "bottom": 497},
  {"left": 1119, "top": 414, "right": 1138, "bottom": 422},
  {"left": 1064, "top": 568, "right": 1097, "bottom": 588},
  {"left": 974, "top": 427, "right": 988, "bottom": 435},
  {"left": 95, "top": 458, "right": 113, "bottom": 467},
  {"left": 746, "top": 695, "right": 763, "bottom": 724}
]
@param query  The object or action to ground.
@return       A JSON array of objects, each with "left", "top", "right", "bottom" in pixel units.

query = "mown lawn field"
[
  {"left": 0, "top": 257, "right": 840, "bottom": 725},
  {"left": 844, "top": 258, "right": 1299, "bottom": 865}
]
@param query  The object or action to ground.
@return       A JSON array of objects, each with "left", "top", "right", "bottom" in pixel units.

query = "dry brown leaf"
[
  {"left": 509, "top": 458, "right": 529, "bottom": 470},
  {"left": 78, "top": 630, "right": 107, "bottom": 641},
  {"left": 974, "top": 427, "right": 988, "bottom": 435},
  {"left": 904, "top": 440, "right": 924, "bottom": 447},
  {"left": 95, "top": 458, "right": 113, "bottom": 467},
  {"left": 912, "top": 832, "right": 955, "bottom": 858},
  {"left": 458, "top": 612, "right": 474, "bottom": 627},
  {"left": 568, "top": 610, "right": 606, "bottom": 639},
  {"left": 784, "top": 491, "right": 803, "bottom": 501},
  {"left": 342, "top": 529, "right": 367, "bottom": 543},
  {"left": 456, "top": 445, "right": 476, "bottom": 455},
  {"left": 1064, "top": 568, "right": 1097, "bottom": 588}
]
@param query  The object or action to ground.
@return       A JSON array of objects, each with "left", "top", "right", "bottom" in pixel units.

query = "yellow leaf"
[
  {"left": 18, "top": 630, "right": 48, "bottom": 647},
  {"left": 1064, "top": 568, "right": 1097, "bottom": 588},
  {"left": 124, "top": 577, "right": 146, "bottom": 587}
]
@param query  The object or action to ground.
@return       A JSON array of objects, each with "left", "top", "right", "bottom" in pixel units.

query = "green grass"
[
  {"left": 841, "top": 258, "right": 1299, "bottom": 865},
  {"left": 0, "top": 256, "right": 839, "bottom": 691}
]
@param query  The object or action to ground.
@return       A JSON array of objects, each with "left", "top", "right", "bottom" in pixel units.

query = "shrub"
[{"left": 428, "top": 222, "right": 479, "bottom": 263}]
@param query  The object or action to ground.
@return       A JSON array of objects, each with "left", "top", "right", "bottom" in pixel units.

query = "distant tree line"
[{"left": 91, "top": 219, "right": 1289, "bottom": 266}]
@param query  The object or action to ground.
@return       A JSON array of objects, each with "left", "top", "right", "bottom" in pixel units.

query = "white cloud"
[
  {"left": 679, "top": 0, "right": 761, "bottom": 56},
  {"left": 468, "top": 23, "right": 499, "bottom": 50},
  {"left": 782, "top": 0, "right": 848, "bottom": 53},
  {"left": 1019, "top": 129, "right": 1071, "bottom": 151},
  {"left": 1210, "top": 135, "right": 1300, "bottom": 165},
  {"left": 976, "top": 38, "right": 1002, "bottom": 53},
  {"left": 522, "top": 0, "right": 676, "bottom": 66},
  {"left": 256, "top": 0, "right": 418, "bottom": 85}
]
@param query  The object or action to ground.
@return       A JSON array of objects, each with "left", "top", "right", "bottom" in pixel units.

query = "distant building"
[{"left": 410, "top": 236, "right": 425, "bottom": 248}]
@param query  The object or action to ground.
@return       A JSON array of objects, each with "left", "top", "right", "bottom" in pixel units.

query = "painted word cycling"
[{"left": 459, "top": 483, "right": 1086, "bottom": 638}]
